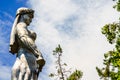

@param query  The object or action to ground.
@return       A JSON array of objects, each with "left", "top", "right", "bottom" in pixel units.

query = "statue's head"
[
  {"left": 16, "top": 7, "right": 34, "bottom": 25},
  {"left": 16, "top": 7, "right": 34, "bottom": 17}
]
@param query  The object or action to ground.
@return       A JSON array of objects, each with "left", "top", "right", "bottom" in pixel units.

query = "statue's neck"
[
  {"left": 18, "top": 16, "right": 29, "bottom": 26},
  {"left": 19, "top": 16, "right": 25, "bottom": 23}
]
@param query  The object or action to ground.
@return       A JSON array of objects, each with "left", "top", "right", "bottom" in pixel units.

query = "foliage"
[
  {"left": 67, "top": 70, "right": 83, "bottom": 80},
  {"left": 101, "top": 23, "right": 119, "bottom": 44},
  {"left": 96, "top": 1, "right": 120, "bottom": 79},
  {"left": 96, "top": 22, "right": 120, "bottom": 79},
  {"left": 113, "top": 0, "right": 120, "bottom": 11},
  {"left": 49, "top": 44, "right": 83, "bottom": 80},
  {"left": 96, "top": 50, "right": 120, "bottom": 80}
]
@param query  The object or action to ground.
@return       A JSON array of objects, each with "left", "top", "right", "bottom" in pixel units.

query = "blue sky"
[
  {"left": 0, "top": 0, "right": 28, "bottom": 65},
  {"left": 0, "top": 0, "right": 28, "bottom": 80},
  {"left": 0, "top": 0, "right": 120, "bottom": 80}
]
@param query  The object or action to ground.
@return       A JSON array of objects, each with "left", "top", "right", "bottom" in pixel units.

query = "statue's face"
[{"left": 23, "top": 14, "right": 33, "bottom": 26}]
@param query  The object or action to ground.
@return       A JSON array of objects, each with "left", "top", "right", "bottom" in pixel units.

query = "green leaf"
[
  {"left": 63, "top": 63, "right": 67, "bottom": 66},
  {"left": 49, "top": 73, "right": 55, "bottom": 77}
]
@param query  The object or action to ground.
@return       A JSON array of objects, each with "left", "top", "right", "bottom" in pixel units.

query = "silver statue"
[{"left": 9, "top": 7, "right": 45, "bottom": 80}]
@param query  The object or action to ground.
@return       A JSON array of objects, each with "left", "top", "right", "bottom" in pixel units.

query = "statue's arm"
[{"left": 16, "top": 23, "right": 40, "bottom": 57}]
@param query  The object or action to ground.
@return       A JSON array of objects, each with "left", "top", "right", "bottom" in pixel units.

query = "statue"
[{"left": 9, "top": 7, "right": 45, "bottom": 80}]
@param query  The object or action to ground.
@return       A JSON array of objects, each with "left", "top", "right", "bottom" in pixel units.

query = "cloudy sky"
[{"left": 0, "top": 0, "right": 120, "bottom": 80}]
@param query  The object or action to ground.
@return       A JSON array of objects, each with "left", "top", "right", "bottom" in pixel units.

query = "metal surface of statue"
[{"left": 9, "top": 7, "right": 45, "bottom": 80}]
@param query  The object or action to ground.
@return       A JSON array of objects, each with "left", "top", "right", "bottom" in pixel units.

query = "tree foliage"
[
  {"left": 96, "top": 1, "right": 120, "bottom": 80},
  {"left": 67, "top": 70, "right": 83, "bottom": 80},
  {"left": 113, "top": 0, "right": 120, "bottom": 11},
  {"left": 49, "top": 44, "right": 83, "bottom": 80}
]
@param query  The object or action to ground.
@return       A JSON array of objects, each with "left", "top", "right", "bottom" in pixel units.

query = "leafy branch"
[{"left": 49, "top": 44, "right": 83, "bottom": 80}]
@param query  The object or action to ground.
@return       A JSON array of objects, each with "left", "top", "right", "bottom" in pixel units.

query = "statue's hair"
[{"left": 16, "top": 7, "right": 34, "bottom": 16}]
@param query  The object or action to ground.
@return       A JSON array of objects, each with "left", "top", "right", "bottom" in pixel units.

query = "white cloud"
[
  {"left": 0, "top": 61, "right": 11, "bottom": 80},
  {"left": 28, "top": 0, "right": 78, "bottom": 23},
  {"left": 27, "top": 0, "right": 120, "bottom": 80}
]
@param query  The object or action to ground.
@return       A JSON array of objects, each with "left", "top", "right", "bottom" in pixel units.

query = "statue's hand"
[{"left": 37, "top": 59, "right": 45, "bottom": 72}]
